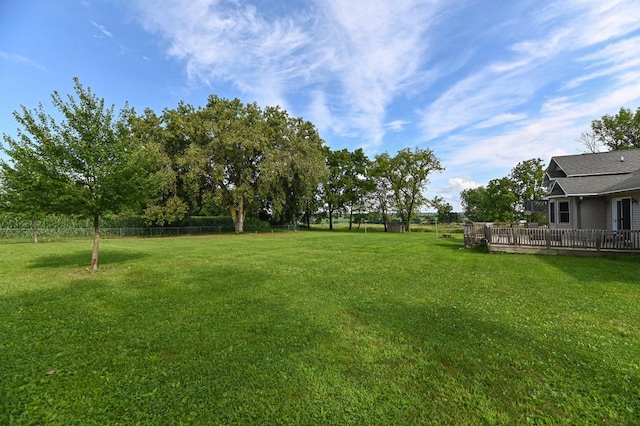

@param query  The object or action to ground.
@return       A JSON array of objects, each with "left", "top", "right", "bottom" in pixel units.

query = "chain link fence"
[{"left": 0, "top": 224, "right": 300, "bottom": 241}]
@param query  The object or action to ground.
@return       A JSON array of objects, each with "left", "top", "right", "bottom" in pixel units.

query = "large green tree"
[
  {"left": 343, "top": 148, "right": 373, "bottom": 230},
  {"left": 461, "top": 158, "right": 545, "bottom": 223},
  {"left": 133, "top": 102, "right": 224, "bottom": 225},
  {"left": 320, "top": 148, "right": 371, "bottom": 230},
  {"left": 509, "top": 158, "right": 546, "bottom": 216},
  {"left": 460, "top": 178, "right": 518, "bottom": 222},
  {"left": 260, "top": 107, "right": 328, "bottom": 225},
  {"left": 460, "top": 186, "right": 488, "bottom": 222},
  {"left": 1, "top": 78, "right": 159, "bottom": 270},
  {"left": 484, "top": 178, "right": 518, "bottom": 222},
  {"left": 368, "top": 153, "right": 394, "bottom": 231},
  {"left": 376, "top": 147, "right": 443, "bottom": 232},
  {"left": 182, "top": 96, "right": 327, "bottom": 232},
  {"left": 320, "top": 148, "right": 349, "bottom": 230},
  {"left": 579, "top": 106, "right": 640, "bottom": 152},
  {"left": 187, "top": 96, "right": 265, "bottom": 233}
]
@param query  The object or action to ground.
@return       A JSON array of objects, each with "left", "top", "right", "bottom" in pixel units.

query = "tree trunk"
[
  {"left": 91, "top": 215, "right": 100, "bottom": 271},
  {"left": 31, "top": 218, "right": 38, "bottom": 244},
  {"left": 400, "top": 213, "right": 410, "bottom": 232},
  {"left": 230, "top": 201, "right": 246, "bottom": 233},
  {"left": 348, "top": 208, "right": 353, "bottom": 230},
  {"left": 328, "top": 208, "right": 334, "bottom": 230},
  {"left": 234, "top": 214, "right": 245, "bottom": 233}
]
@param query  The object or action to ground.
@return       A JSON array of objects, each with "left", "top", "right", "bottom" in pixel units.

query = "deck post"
[
  {"left": 546, "top": 229, "right": 551, "bottom": 249},
  {"left": 484, "top": 225, "right": 492, "bottom": 245}
]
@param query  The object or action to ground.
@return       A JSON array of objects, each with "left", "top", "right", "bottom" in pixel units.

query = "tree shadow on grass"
[
  {"left": 28, "top": 249, "right": 148, "bottom": 269},
  {"left": 344, "top": 298, "right": 640, "bottom": 423}
]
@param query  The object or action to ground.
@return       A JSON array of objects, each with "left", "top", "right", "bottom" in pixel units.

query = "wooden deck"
[{"left": 463, "top": 223, "right": 640, "bottom": 255}]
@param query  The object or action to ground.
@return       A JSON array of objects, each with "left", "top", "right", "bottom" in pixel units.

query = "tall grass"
[{"left": 1, "top": 232, "right": 639, "bottom": 424}]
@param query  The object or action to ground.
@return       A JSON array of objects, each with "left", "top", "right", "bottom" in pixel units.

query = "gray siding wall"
[
  {"left": 549, "top": 194, "right": 640, "bottom": 230},
  {"left": 579, "top": 197, "right": 607, "bottom": 229}
]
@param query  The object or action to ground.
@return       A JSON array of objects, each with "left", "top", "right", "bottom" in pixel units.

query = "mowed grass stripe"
[{"left": 1, "top": 232, "right": 639, "bottom": 424}]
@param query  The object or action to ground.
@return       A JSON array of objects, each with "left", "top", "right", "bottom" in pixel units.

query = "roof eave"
[
  {"left": 546, "top": 192, "right": 599, "bottom": 199},
  {"left": 600, "top": 186, "right": 640, "bottom": 196}
]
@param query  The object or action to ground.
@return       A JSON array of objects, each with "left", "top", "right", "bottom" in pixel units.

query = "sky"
[{"left": 2, "top": 0, "right": 640, "bottom": 211}]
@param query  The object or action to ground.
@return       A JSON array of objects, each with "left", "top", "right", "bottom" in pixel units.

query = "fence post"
[
  {"left": 484, "top": 225, "right": 492, "bottom": 246},
  {"left": 546, "top": 229, "right": 551, "bottom": 249}
]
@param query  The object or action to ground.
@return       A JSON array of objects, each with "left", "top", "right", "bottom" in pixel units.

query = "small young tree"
[{"left": 1, "top": 78, "right": 159, "bottom": 270}]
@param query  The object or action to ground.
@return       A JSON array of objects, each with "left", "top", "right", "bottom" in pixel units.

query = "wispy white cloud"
[
  {"left": 385, "top": 120, "right": 411, "bottom": 132},
  {"left": 128, "top": 0, "right": 445, "bottom": 146},
  {"left": 420, "top": 0, "right": 640, "bottom": 142},
  {"left": 91, "top": 20, "right": 113, "bottom": 38},
  {"left": 420, "top": 69, "right": 535, "bottom": 140},
  {"left": 475, "top": 113, "right": 527, "bottom": 129},
  {"left": 437, "top": 75, "right": 640, "bottom": 186},
  {"left": 311, "top": 0, "right": 444, "bottom": 146},
  {"left": 564, "top": 36, "right": 640, "bottom": 90},
  {"left": 0, "top": 51, "right": 47, "bottom": 72}
]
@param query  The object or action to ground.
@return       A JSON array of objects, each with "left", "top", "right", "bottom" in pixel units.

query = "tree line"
[{"left": 0, "top": 79, "right": 444, "bottom": 269}]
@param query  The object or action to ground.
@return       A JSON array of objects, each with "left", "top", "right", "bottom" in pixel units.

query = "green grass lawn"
[{"left": 1, "top": 232, "right": 639, "bottom": 424}]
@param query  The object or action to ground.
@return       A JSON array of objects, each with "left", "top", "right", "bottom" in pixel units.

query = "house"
[{"left": 544, "top": 149, "right": 640, "bottom": 230}]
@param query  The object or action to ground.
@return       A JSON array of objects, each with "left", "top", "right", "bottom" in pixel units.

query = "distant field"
[{"left": 1, "top": 232, "right": 639, "bottom": 424}]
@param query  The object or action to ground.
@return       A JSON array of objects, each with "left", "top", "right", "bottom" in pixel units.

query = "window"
[
  {"left": 559, "top": 201, "right": 570, "bottom": 223},
  {"left": 549, "top": 202, "right": 555, "bottom": 223}
]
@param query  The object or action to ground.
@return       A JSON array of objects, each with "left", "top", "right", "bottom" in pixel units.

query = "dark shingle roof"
[
  {"left": 603, "top": 170, "right": 640, "bottom": 194},
  {"left": 552, "top": 149, "right": 640, "bottom": 177},
  {"left": 549, "top": 175, "right": 632, "bottom": 197},
  {"left": 545, "top": 149, "right": 640, "bottom": 198}
]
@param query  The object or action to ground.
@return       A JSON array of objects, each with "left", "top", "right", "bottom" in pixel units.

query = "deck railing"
[{"left": 463, "top": 223, "right": 640, "bottom": 253}]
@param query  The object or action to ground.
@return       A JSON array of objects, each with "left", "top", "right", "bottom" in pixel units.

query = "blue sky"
[{"left": 2, "top": 0, "right": 640, "bottom": 211}]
